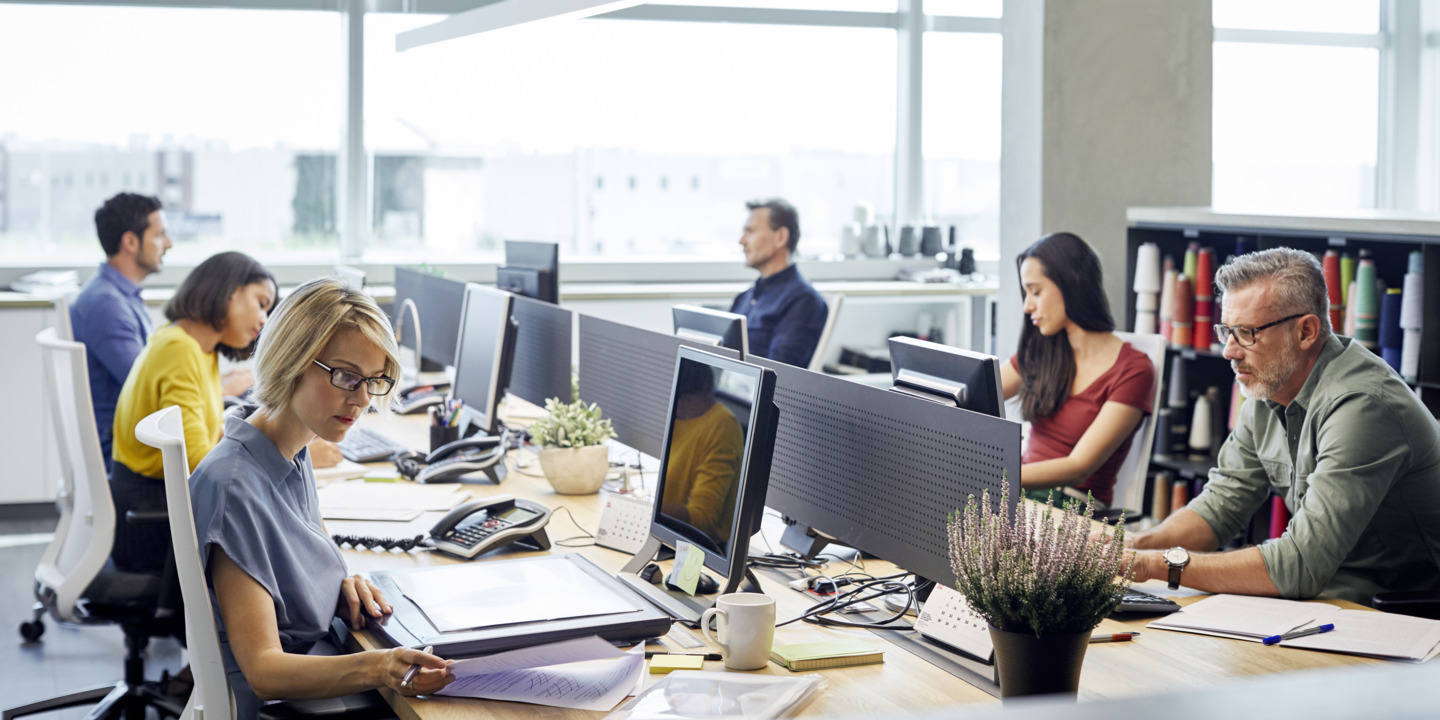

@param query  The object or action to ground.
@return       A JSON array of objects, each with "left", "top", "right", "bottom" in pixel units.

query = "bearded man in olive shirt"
[{"left": 1121, "top": 248, "right": 1440, "bottom": 605}]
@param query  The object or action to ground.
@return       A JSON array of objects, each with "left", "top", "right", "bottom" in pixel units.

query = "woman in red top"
[{"left": 999, "top": 232, "right": 1156, "bottom": 507}]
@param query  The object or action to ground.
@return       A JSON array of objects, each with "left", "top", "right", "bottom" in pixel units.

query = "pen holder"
[{"left": 430, "top": 424, "right": 462, "bottom": 452}]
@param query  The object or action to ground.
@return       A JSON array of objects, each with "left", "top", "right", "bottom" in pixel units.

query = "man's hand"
[{"left": 221, "top": 368, "right": 255, "bottom": 397}]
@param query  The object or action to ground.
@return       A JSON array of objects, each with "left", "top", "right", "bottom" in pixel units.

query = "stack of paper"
[
  {"left": 1281, "top": 610, "right": 1440, "bottom": 662},
  {"left": 439, "top": 636, "right": 645, "bottom": 711},
  {"left": 1148, "top": 595, "right": 1339, "bottom": 642},
  {"left": 316, "top": 479, "right": 469, "bottom": 521}
]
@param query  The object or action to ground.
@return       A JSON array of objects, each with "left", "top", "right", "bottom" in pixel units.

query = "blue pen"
[{"left": 1263, "top": 623, "right": 1335, "bottom": 646}]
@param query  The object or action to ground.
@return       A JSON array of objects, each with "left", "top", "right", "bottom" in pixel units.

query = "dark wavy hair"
[
  {"left": 94, "top": 192, "right": 162, "bottom": 257},
  {"left": 1016, "top": 232, "right": 1115, "bottom": 421},
  {"left": 164, "top": 251, "right": 276, "bottom": 362}
]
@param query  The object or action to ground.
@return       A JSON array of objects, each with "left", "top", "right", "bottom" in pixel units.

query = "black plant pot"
[{"left": 988, "top": 625, "right": 1092, "bottom": 699}]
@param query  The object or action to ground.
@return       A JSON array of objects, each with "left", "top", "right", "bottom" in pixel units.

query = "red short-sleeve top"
[{"left": 1009, "top": 342, "right": 1156, "bottom": 506}]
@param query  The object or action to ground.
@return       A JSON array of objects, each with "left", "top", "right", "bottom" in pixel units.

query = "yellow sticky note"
[
  {"left": 674, "top": 540, "right": 703, "bottom": 596},
  {"left": 364, "top": 469, "right": 401, "bottom": 482},
  {"left": 649, "top": 654, "right": 706, "bottom": 674}
]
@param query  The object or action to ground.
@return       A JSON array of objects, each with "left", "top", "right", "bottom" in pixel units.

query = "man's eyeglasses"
[
  {"left": 1212, "top": 314, "right": 1305, "bottom": 347},
  {"left": 313, "top": 360, "right": 394, "bottom": 396}
]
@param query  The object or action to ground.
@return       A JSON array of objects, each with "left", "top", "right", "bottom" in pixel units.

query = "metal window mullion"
[
  {"left": 1378, "top": 0, "right": 1421, "bottom": 209},
  {"left": 895, "top": 0, "right": 922, "bottom": 227},
  {"left": 339, "top": 0, "right": 366, "bottom": 260},
  {"left": 1213, "top": 27, "right": 1385, "bottom": 49}
]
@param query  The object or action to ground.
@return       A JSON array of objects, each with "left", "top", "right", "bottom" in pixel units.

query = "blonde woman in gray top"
[{"left": 1119, "top": 247, "right": 1440, "bottom": 604}]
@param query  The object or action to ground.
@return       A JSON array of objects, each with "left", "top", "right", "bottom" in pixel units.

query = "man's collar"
[
  {"left": 98, "top": 262, "right": 143, "bottom": 298},
  {"left": 223, "top": 414, "right": 305, "bottom": 484},
  {"left": 755, "top": 262, "right": 798, "bottom": 289}
]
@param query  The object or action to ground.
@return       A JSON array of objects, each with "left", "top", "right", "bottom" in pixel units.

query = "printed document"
[
  {"left": 438, "top": 636, "right": 645, "bottom": 711},
  {"left": 1281, "top": 609, "right": 1440, "bottom": 662},
  {"left": 1147, "top": 594, "right": 1340, "bottom": 641},
  {"left": 394, "top": 557, "right": 639, "bottom": 633}
]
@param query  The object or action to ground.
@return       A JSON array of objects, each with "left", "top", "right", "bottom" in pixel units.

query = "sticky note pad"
[
  {"left": 364, "top": 468, "right": 401, "bottom": 482},
  {"left": 649, "top": 654, "right": 706, "bottom": 674},
  {"left": 673, "top": 540, "right": 703, "bottom": 596}
]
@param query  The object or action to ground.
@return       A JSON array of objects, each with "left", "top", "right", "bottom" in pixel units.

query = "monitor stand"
[
  {"left": 617, "top": 536, "right": 762, "bottom": 624},
  {"left": 779, "top": 518, "right": 837, "bottom": 560}
]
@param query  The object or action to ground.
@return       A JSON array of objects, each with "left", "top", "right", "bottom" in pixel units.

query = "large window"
[
  {"left": 1211, "top": 1, "right": 1382, "bottom": 210},
  {"left": 0, "top": 4, "right": 341, "bottom": 263},
  {"left": 922, "top": 31, "right": 1000, "bottom": 260},
  {"left": 365, "top": 15, "right": 896, "bottom": 261}
]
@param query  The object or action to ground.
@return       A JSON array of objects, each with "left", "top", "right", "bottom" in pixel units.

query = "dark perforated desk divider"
[
  {"left": 507, "top": 297, "right": 573, "bottom": 409},
  {"left": 746, "top": 356, "right": 1019, "bottom": 694},
  {"left": 576, "top": 314, "right": 740, "bottom": 460}
]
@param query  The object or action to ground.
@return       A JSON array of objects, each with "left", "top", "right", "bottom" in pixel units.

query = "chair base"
[{"left": 2, "top": 680, "right": 185, "bottom": 720}]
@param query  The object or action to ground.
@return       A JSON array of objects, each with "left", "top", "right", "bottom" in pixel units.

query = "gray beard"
[{"left": 1234, "top": 342, "right": 1302, "bottom": 401}]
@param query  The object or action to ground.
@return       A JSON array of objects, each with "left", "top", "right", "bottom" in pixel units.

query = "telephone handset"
[
  {"left": 395, "top": 434, "right": 506, "bottom": 484},
  {"left": 391, "top": 383, "right": 451, "bottom": 415},
  {"left": 429, "top": 494, "right": 553, "bottom": 559}
]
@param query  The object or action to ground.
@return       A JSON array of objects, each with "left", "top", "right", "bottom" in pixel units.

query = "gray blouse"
[{"left": 190, "top": 414, "right": 348, "bottom": 719}]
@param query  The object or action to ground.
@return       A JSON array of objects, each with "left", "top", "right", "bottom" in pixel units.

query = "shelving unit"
[{"left": 1124, "top": 207, "right": 1440, "bottom": 534}]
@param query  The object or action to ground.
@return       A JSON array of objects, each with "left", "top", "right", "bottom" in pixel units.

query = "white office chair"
[
  {"left": 10, "top": 329, "right": 185, "bottom": 719},
  {"left": 807, "top": 293, "right": 844, "bottom": 372},
  {"left": 52, "top": 292, "right": 74, "bottom": 342},
  {"left": 1108, "top": 331, "right": 1168, "bottom": 519}
]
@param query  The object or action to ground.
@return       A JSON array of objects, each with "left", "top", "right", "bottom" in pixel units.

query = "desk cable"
[
  {"left": 776, "top": 572, "right": 915, "bottom": 629},
  {"left": 550, "top": 505, "right": 598, "bottom": 548}
]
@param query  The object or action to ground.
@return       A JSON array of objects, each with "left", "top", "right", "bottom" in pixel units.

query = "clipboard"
[{"left": 367, "top": 554, "right": 673, "bottom": 658}]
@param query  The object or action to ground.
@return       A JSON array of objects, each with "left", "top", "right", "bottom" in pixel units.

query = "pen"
[
  {"left": 1263, "top": 623, "right": 1335, "bottom": 646},
  {"left": 643, "top": 652, "right": 722, "bottom": 660},
  {"left": 401, "top": 644, "right": 434, "bottom": 688},
  {"left": 1089, "top": 632, "right": 1140, "bottom": 644}
]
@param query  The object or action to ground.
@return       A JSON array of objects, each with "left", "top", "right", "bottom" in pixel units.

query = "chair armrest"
[
  {"left": 125, "top": 510, "right": 168, "bottom": 524},
  {"left": 1372, "top": 590, "right": 1440, "bottom": 619}
]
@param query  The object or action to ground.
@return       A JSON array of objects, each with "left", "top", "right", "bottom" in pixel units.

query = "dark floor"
[{"left": 0, "top": 517, "right": 186, "bottom": 718}]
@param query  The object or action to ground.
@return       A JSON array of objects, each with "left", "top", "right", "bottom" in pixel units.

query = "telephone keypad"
[{"left": 445, "top": 514, "right": 517, "bottom": 549}]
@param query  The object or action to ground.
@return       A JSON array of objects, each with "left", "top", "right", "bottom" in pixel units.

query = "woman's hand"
[
  {"left": 373, "top": 647, "right": 455, "bottom": 696},
  {"left": 221, "top": 368, "right": 255, "bottom": 397},
  {"left": 308, "top": 439, "right": 344, "bottom": 469},
  {"left": 339, "top": 574, "right": 392, "bottom": 630}
]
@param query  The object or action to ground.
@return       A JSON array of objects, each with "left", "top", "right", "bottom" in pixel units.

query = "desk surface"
[{"left": 328, "top": 411, "right": 1382, "bottom": 720}]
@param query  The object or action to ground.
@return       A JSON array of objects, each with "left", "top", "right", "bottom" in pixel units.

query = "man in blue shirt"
[
  {"left": 729, "top": 199, "right": 829, "bottom": 368},
  {"left": 70, "top": 192, "right": 172, "bottom": 468}
]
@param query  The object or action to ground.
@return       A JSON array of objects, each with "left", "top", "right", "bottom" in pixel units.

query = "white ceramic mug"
[{"left": 700, "top": 592, "right": 776, "bottom": 670}]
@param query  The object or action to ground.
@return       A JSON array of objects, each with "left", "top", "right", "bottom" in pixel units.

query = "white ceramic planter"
[{"left": 536, "top": 445, "right": 610, "bottom": 494}]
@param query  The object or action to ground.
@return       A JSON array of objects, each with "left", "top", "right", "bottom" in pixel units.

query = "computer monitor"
[
  {"left": 577, "top": 315, "right": 740, "bottom": 460},
  {"left": 618, "top": 347, "right": 778, "bottom": 622},
  {"left": 497, "top": 240, "right": 559, "bottom": 305},
  {"left": 450, "top": 284, "right": 519, "bottom": 437},
  {"left": 672, "top": 305, "right": 748, "bottom": 358},
  {"left": 508, "top": 295, "right": 573, "bottom": 408},
  {"left": 393, "top": 268, "right": 468, "bottom": 373},
  {"left": 887, "top": 337, "right": 1004, "bottom": 417}
]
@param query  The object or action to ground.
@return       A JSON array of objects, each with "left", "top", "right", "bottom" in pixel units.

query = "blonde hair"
[{"left": 252, "top": 276, "right": 401, "bottom": 415}]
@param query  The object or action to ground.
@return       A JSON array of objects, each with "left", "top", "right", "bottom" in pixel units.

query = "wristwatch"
[{"left": 1164, "top": 547, "right": 1190, "bottom": 590}]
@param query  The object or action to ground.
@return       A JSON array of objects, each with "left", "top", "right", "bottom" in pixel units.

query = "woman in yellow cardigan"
[{"left": 110, "top": 251, "right": 276, "bottom": 573}]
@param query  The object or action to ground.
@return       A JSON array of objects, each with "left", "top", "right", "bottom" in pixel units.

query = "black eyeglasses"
[
  {"left": 312, "top": 360, "right": 394, "bottom": 396},
  {"left": 1213, "top": 314, "right": 1305, "bottom": 347}
]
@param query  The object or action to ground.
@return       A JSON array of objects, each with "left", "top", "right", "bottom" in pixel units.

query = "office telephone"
[
  {"left": 394, "top": 434, "right": 506, "bottom": 484},
  {"left": 391, "top": 383, "right": 451, "bottom": 415},
  {"left": 428, "top": 495, "right": 553, "bottom": 559}
]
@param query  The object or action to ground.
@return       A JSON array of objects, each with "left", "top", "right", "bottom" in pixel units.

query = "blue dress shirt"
[
  {"left": 730, "top": 264, "right": 828, "bottom": 368},
  {"left": 70, "top": 263, "right": 154, "bottom": 465}
]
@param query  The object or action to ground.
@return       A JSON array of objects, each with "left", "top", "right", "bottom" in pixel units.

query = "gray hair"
[{"left": 1213, "top": 247, "right": 1332, "bottom": 335}]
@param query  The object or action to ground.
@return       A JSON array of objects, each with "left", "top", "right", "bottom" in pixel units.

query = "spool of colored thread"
[
  {"left": 1233, "top": 237, "right": 1250, "bottom": 256},
  {"left": 1269, "top": 495, "right": 1291, "bottom": 539},
  {"left": 1170, "top": 275, "right": 1194, "bottom": 348},
  {"left": 1400, "top": 251, "right": 1424, "bottom": 383},
  {"left": 1152, "top": 408, "right": 1174, "bottom": 461},
  {"left": 1183, "top": 243, "right": 1199, "bottom": 285},
  {"left": 1168, "top": 355, "right": 1189, "bottom": 409},
  {"left": 1379, "top": 288, "right": 1404, "bottom": 371},
  {"left": 1354, "top": 251, "right": 1379, "bottom": 349},
  {"left": 1134, "top": 243, "right": 1162, "bottom": 334},
  {"left": 1189, "top": 395, "right": 1212, "bottom": 460},
  {"left": 1158, "top": 264, "right": 1178, "bottom": 339},
  {"left": 1322, "top": 250, "right": 1343, "bottom": 332},
  {"left": 1343, "top": 281, "right": 1358, "bottom": 337},
  {"left": 1193, "top": 248, "right": 1215, "bottom": 351},
  {"left": 1151, "top": 472, "right": 1172, "bottom": 521},
  {"left": 1340, "top": 253, "right": 1356, "bottom": 306},
  {"left": 1170, "top": 478, "right": 1190, "bottom": 511}
]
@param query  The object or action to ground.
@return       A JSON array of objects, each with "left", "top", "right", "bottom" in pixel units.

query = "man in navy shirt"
[
  {"left": 70, "top": 193, "right": 172, "bottom": 468},
  {"left": 729, "top": 199, "right": 828, "bottom": 368}
]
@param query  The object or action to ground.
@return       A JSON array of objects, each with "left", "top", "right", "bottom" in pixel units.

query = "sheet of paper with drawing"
[
  {"left": 438, "top": 636, "right": 646, "bottom": 711},
  {"left": 394, "top": 558, "right": 640, "bottom": 633}
]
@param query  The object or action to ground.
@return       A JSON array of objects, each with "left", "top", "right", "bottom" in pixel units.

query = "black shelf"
[
  {"left": 1167, "top": 345, "right": 1228, "bottom": 361},
  {"left": 1150, "top": 457, "right": 1215, "bottom": 480}
]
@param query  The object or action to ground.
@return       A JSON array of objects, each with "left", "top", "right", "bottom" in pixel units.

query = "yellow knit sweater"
[{"left": 112, "top": 324, "right": 222, "bottom": 478}]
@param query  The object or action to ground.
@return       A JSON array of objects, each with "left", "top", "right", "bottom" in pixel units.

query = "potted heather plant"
[
  {"left": 528, "top": 377, "right": 616, "bottom": 495},
  {"left": 947, "top": 479, "right": 1133, "bottom": 698}
]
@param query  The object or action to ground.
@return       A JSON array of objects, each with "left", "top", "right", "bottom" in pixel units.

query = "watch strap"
[{"left": 1167, "top": 562, "right": 1183, "bottom": 590}]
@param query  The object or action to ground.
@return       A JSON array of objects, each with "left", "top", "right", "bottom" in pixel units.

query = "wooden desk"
[{"left": 328, "top": 412, "right": 1383, "bottom": 720}]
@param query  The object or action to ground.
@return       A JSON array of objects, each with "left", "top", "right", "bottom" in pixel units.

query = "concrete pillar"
[{"left": 998, "top": 0, "right": 1212, "bottom": 358}]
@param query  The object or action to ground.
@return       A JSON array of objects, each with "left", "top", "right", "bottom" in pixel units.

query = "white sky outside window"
[
  {"left": 660, "top": 1, "right": 896, "bottom": 11},
  {"left": 1213, "top": 0, "right": 1379, "bottom": 34},
  {"left": 365, "top": 15, "right": 895, "bottom": 260},
  {"left": 922, "top": 32, "right": 1001, "bottom": 259},
  {"left": 924, "top": 0, "right": 1000, "bottom": 18}
]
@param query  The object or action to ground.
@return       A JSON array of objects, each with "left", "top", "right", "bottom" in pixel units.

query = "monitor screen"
[
  {"left": 672, "top": 305, "right": 748, "bottom": 358},
  {"left": 498, "top": 240, "right": 560, "bottom": 305},
  {"left": 650, "top": 348, "right": 776, "bottom": 578},
  {"left": 508, "top": 295, "right": 573, "bottom": 408},
  {"left": 393, "top": 268, "right": 468, "bottom": 369},
  {"left": 887, "top": 337, "right": 1004, "bottom": 417},
  {"left": 450, "top": 284, "right": 517, "bottom": 435}
]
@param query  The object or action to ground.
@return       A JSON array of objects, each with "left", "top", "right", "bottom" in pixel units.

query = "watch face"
[{"left": 1164, "top": 547, "right": 1189, "bottom": 565}]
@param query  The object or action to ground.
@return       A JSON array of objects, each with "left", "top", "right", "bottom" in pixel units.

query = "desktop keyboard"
[
  {"left": 337, "top": 427, "right": 411, "bottom": 463},
  {"left": 1113, "top": 588, "right": 1182, "bottom": 615}
]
